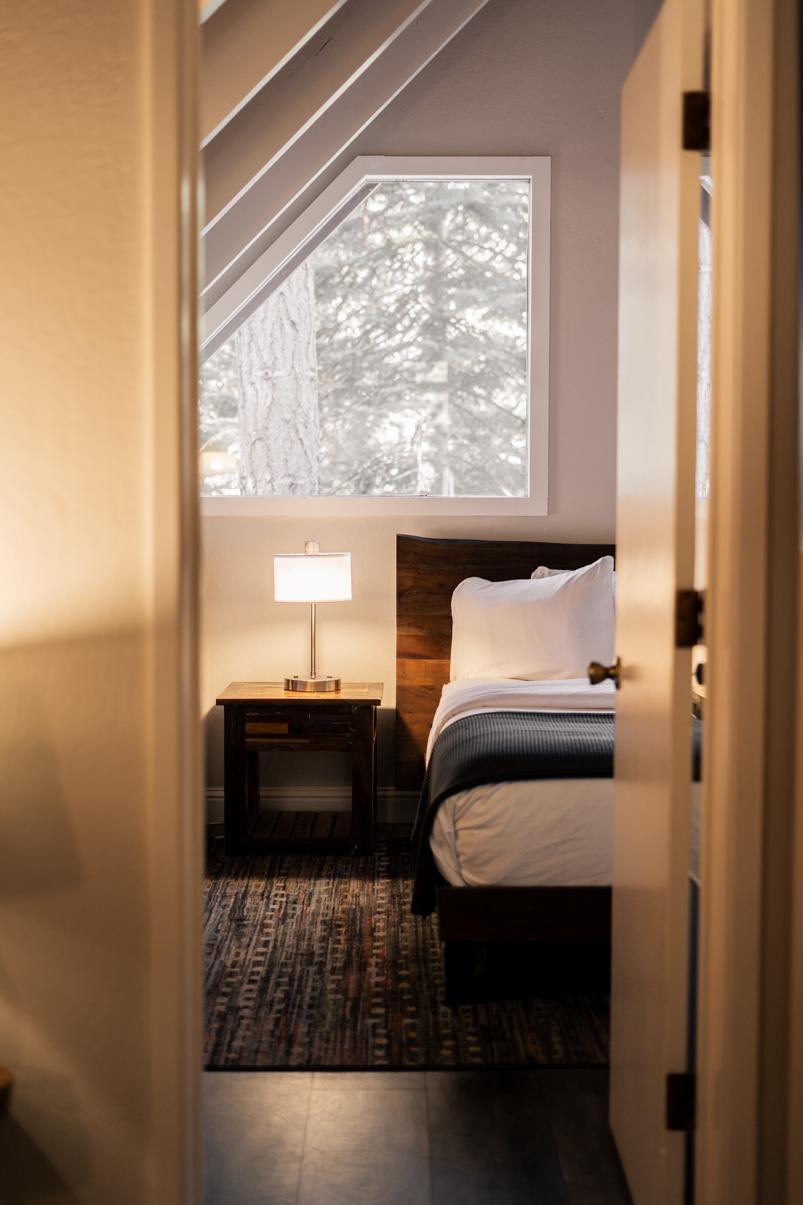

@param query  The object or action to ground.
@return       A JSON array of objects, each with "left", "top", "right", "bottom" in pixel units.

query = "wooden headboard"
[{"left": 395, "top": 534, "right": 616, "bottom": 789}]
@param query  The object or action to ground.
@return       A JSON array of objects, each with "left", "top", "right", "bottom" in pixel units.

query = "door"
[{"left": 610, "top": 1, "right": 704, "bottom": 1202}]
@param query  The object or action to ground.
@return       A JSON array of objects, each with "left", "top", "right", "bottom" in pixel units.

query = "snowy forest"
[{"left": 200, "top": 178, "right": 530, "bottom": 497}]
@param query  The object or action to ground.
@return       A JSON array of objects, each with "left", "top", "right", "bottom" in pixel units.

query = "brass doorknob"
[{"left": 587, "top": 657, "right": 621, "bottom": 689}]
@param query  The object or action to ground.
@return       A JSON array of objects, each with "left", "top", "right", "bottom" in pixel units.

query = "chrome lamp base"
[
  {"left": 283, "top": 601, "right": 342, "bottom": 692},
  {"left": 284, "top": 675, "right": 341, "bottom": 693}
]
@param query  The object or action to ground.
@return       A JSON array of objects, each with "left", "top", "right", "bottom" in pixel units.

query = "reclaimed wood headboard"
[{"left": 395, "top": 534, "right": 616, "bottom": 790}]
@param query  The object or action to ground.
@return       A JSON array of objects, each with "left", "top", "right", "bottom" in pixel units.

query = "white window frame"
[{"left": 201, "top": 155, "right": 550, "bottom": 517}]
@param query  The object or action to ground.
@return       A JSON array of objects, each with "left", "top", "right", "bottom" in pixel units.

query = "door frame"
[
  {"left": 147, "top": 0, "right": 203, "bottom": 1199},
  {"left": 697, "top": 1, "right": 799, "bottom": 1202},
  {"left": 161, "top": 0, "right": 803, "bottom": 1200},
  {"left": 789, "top": 3, "right": 803, "bottom": 1192}
]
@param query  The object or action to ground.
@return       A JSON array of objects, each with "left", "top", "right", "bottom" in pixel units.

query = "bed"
[{"left": 396, "top": 534, "right": 617, "bottom": 1002}]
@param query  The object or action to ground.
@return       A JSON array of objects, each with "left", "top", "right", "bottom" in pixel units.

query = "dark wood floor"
[{"left": 204, "top": 1069, "right": 632, "bottom": 1205}]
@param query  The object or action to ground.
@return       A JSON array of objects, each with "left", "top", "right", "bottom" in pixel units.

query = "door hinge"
[
  {"left": 682, "top": 90, "right": 711, "bottom": 152},
  {"left": 676, "top": 589, "right": 704, "bottom": 648},
  {"left": 666, "top": 1071, "right": 696, "bottom": 1131}
]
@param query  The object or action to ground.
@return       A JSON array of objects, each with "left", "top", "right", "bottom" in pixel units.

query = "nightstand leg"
[
  {"left": 223, "top": 704, "right": 247, "bottom": 855},
  {"left": 246, "top": 752, "right": 260, "bottom": 834},
  {"left": 351, "top": 705, "right": 376, "bottom": 854}
]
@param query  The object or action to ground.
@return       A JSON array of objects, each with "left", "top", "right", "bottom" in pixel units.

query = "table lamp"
[{"left": 273, "top": 540, "right": 352, "bottom": 692}]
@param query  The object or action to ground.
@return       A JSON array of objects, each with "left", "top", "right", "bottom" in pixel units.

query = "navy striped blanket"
[{"left": 410, "top": 711, "right": 615, "bottom": 916}]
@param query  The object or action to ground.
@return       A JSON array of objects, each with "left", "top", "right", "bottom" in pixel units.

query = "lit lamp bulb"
[{"left": 273, "top": 540, "right": 352, "bottom": 692}]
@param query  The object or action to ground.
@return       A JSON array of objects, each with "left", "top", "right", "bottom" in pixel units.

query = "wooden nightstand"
[{"left": 216, "top": 682, "right": 383, "bottom": 856}]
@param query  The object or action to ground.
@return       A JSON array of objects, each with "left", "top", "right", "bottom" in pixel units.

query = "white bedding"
[{"left": 427, "top": 678, "right": 616, "bottom": 889}]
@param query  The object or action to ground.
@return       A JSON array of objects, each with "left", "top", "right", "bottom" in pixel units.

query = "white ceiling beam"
[
  {"left": 203, "top": 159, "right": 372, "bottom": 357},
  {"left": 202, "top": 0, "right": 491, "bottom": 303},
  {"left": 201, "top": 0, "right": 350, "bottom": 144},
  {"left": 200, "top": 0, "right": 228, "bottom": 23},
  {"left": 202, "top": 0, "right": 432, "bottom": 224}
]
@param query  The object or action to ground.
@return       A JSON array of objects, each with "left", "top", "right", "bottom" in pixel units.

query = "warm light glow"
[{"left": 274, "top": 552, "right": 352, "bottom": 603}]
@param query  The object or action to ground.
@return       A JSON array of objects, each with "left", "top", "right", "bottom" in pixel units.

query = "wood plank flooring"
[{"left": 204, "top": 1070, "right": 632, "bottom": 1205}]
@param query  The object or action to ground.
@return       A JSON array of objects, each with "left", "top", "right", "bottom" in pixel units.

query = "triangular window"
[{"left": 200, "top": 161, "right": 549, "bottom": 511}]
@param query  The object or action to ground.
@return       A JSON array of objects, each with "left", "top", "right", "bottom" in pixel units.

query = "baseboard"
[{"left": 205, "top": 786, "right": 418, "bottom": 826}]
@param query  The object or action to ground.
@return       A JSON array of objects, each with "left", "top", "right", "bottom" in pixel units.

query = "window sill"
[{"left": 200, "top": 494, "right": 549, "bottom": 518}]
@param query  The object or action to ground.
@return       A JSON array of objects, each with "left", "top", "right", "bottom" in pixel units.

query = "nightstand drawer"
[{"left": 244, "top": 707, "right": 353, "bottom": 750}]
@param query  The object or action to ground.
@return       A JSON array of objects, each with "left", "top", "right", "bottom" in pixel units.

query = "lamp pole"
[{"left": 309, "top": 602, "right": 317, "bottom": 679}]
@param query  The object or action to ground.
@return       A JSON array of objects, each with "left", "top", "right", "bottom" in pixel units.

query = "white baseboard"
[{"left": 205, "top": 786, "right": 418, "bottom": 826}]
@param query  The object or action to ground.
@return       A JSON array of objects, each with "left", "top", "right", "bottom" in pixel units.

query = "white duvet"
[{"left": 427, "top": 677, "right": 616, "bottom": 889}]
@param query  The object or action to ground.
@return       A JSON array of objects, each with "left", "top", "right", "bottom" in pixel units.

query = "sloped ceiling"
[
  {"left": 201, "top": 0, "right": 350, "bottom": 144},
  {"left": 203, "top": 0, "right": 432, "bottom": 223},
  {"left": 200, "top": 0, "right": 491, "bottom": 317}
]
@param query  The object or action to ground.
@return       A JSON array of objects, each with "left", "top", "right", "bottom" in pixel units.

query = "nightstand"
[{"left": 216, "top": 682, "right": 383, "bottom": 856}]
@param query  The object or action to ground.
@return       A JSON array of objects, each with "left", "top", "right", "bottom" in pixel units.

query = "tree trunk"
[{"left": 235, "top": 262, "right": 320, "bottom": 495}]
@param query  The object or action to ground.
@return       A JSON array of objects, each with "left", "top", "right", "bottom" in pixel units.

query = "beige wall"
[
  {"left": 0, "top": 2, "right": 200, "bottom": 1202},
  {"left": 202, "top": 0, "right": 662, "bottom": 800}
]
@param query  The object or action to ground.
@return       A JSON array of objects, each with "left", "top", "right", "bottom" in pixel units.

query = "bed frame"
[{"left": 396, "top": 533, "right": 616, "bottom": 1002}]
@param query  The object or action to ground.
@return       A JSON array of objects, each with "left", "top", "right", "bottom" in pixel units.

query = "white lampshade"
[{"left": 274, "top": 550, "right": 352, "bottom": 603}]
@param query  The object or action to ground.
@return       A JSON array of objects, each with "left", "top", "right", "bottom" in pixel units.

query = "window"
[{"left": 200, "top": 158, "right": 549, "bottom": 514}]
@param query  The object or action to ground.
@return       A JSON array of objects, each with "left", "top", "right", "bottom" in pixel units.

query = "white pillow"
[
  {"left": 531, "top": 564, "right": 569, "bottom": 580},
  {"left": 450, "top": 556, "right": 615, "bottom": 682},
  {"left": 532, "top": 564, "right": 616, "bottom": 591}
]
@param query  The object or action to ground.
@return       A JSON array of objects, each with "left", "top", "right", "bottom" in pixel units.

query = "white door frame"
[
  {"left": 697, "top": 0, "right": 799, "bottom": 1202},
  {"left": 147, "top": 0, "right": 203, "bottom": 1199}
]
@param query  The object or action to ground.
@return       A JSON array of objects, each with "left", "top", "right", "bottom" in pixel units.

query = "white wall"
[
  {"left": 0, "top": 2, "right": 201, "bottom": 1201},
  {"left": 201, "top": 0, "right": 661, "bottom": 800}
]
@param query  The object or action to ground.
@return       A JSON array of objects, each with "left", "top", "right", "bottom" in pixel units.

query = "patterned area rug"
[{"left": 204, "top": 836, "right": 609, "bottom": 1069}]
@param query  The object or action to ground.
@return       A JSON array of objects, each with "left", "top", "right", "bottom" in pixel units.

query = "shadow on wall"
[
  {"left": 0, "top": 1114, "right": 84, "bottom": 1204},
  {"left": 0, "top": 659, "right": 82, "bottom": 902},
  {"left": 1, "top": 628, "right": 153, "bottom": 1200}
]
